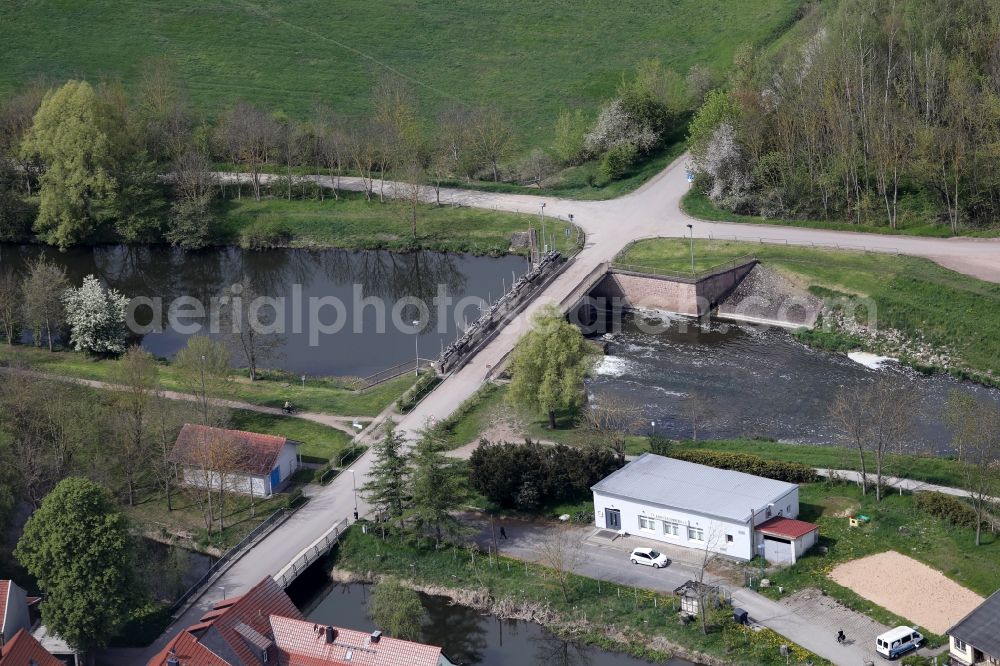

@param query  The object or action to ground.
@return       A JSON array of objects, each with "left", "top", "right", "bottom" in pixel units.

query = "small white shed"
[{"left": 170, "top": 424, "right": 301, "bottom": 498}]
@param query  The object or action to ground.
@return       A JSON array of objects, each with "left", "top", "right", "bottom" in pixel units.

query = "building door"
[
  {"left": 269, "top": 466, "right": 281, "bottom": 494},
  {"left": 763, "top": 536, "right": 793, "bottom": 564},
  {"left": 605, "top": 509, "right": 621, "bottom": 530}
]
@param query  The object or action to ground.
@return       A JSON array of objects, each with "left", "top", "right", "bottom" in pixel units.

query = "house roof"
[
  {"left": 149, "top": 577, "right": 304, "bottom": 666},
  {"left": 269, "top": 616, "right": 443, "bottom": 666},
  {"left": 170, "top": 424, "right": 294, "bottom": 476},
  {"left": 0, "top": 628, "right": 62, "bottom": 666},
  {"left": 591, "top": 453, "right": 798, "bottom": 522},
  {"left": 755, "top": 516, "right": 819, "bottom": 540},
  {"left": 948, "top": 587, "right": 1000, "bottom": 657}
]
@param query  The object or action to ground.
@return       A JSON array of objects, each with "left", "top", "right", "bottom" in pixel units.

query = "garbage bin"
[{"left": 733, "top": 608, "right": 748, "bottom": 625}]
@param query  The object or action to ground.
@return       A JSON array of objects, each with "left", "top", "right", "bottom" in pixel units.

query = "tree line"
[
  {"left": 689, "top": 0, "right": 1000, "bottom": 231},
  {"left": 0, "top": 56, "right": 706, "bottom": 250}
]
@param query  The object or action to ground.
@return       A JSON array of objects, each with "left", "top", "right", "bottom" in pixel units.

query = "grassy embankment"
[
  {"left": 682, "top": 189, "right": 1000, "bottom": 239},
  {"left": 756, "top": 481, "right": 999, "bottom": 645},
  {"left": 333, "top": 527, "right": 829, "bottom": 666},
  {"left": 214, "top": 193, "right": 579, "bottom": 255},
  {"left": 0, "top": 345, "right": 414, "bottom": 417},
  {"left": 617, "top": 239, "right": 1000, "bottom": 384}
]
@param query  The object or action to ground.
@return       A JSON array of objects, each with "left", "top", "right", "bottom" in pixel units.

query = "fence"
[
  {"left": 274, "top": 517, "right": 350, "bottom": 588},
  {"left": 705, "top": 232, "right": 901, "bottom": 255},
  {"left": 609, "top": 254, "right": 758, "bottom": 282},
  {"left": 360, "top": 358, "right": 435, "bottom": 388},
  {"left": 168, "top": 506, "right": 290, "bottom": 615}
]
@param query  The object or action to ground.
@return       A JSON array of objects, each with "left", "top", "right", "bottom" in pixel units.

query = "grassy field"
[
  {"left": 0, "top": 345, "right": 415, "bottom": 416},
  {"left": 1, "top": 1, "right": 801, "bottom": 149},
  {"left": 617, "top": 239, "right": 1000, "bottom": 381},
  {"left": 681, "top": 189, "right": 1000, "bottom": 238},
  {"left": 333, "top": 527, "right": 828, "bottom": 665},
  {"left": 228, "top": 410, "right": 353, "bottom": 462},
  {"left": 758, "top": 482, "right": 1000, "bottom": 642},
  {"left": 215, "top": 193, "right": 579, "bottom": 255}
]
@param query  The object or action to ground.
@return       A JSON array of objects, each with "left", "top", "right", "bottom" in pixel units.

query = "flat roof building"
[{"left": 591, "top": 453, "right": 816, "bottom": 562}]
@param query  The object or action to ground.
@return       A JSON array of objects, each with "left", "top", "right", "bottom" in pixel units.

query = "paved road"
[{"left": 116, "top": 158, "right": 1000, "bottom": 664}]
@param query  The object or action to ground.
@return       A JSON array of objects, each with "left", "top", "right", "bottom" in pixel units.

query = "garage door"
[{"left": 763, "top": 537, "right": 793, "bottom": 564}]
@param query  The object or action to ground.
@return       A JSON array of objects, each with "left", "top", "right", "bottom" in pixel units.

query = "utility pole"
[
  {"left": 412, "top": 319, "right": 420, "bottom": 376},
  {"left": 539, "top": 202, "right": 547, "bottom": 253},
  {"left": 687, "top": 224, "right": 695, "bottom": 272}
]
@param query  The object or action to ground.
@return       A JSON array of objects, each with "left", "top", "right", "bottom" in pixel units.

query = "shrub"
[
  {"left": 914, "top": 491, "right": 978, "bottom": 528},
  {"left": 238, "top": 218, "right": 292, "bottom": 249},
  {"left": 397, "top": 372, "right": 441, "bottom": 413},
  {"left": 599, "top": 142, "right": 639, "bottom": 181},
  {"left": 667, "top": 448, "right": 817, "bottom": 483},
  {"left": 469, "top": 440, "right": 621, "bottom": 510}
]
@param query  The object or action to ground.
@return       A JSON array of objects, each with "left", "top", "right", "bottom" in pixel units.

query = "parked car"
[
  {"left": 875, "top": 626, "right": 923, "bottom": 659},
  {"left": 630, "top": 547, "right": 670, "bottom": 568}
]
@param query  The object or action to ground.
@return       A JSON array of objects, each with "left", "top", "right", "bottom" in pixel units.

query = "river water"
[
  {"left": 293, "top": 579, "right": 695, "bottom": 666},
  {"left": 0, "top": 245, "right": 528, "bottom": 377},
  {"left": 587, "top": 312, "right": 1000, "bottom": 454}
]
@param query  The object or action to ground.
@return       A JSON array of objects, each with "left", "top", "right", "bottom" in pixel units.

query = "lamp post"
[
  {"left": 686, "top": 224, "right": 695, "bottom": 272},
  {"left": 218, "top": 585, "right": 226, "bottom": 600},
  {"left": 347, "top": 469, "right": 358, "bottom": 520},
  {"left": 412, "top": 319, "right": 420, "bottom": 376},
  {"left": 757, "top": 542, "right": 765, "bottom": 581},
  {"left": 539, "top": 202, "right": 547, "bottom": 253}
]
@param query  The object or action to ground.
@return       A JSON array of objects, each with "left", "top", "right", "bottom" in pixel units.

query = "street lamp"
[
  {"left": 539, "top": 202, "right": 547, "bottom": 253},
  {"left": 757, "top": 542, "right": 765, "bottom": 581},
  {"left": 686, "top": 224, "right": 695, "bottom": 272},
  {"left": 412, "top": 319, "right": 421, "bottom": 376},
  {"left": 218, "top": 585, "right": 226, "bottom": 600},
  {"left": 347, "top": 469, "right": 358, "bottom": 520}
]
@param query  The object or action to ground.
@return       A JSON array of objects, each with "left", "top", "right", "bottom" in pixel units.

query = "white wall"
[
  {"left": 182, "top": 469, "right": 271, "bottom": 497},
  {"left": 949, "top": 636, "right": 975, "bottom": 666},
  {"left": 273, "top": 442, "right": 299, "bottom": 487},
  {"left": 2, "top": 581, "right": 32, "bottom": 645}
]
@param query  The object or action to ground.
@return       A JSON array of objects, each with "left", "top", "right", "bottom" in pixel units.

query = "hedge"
[
  {"left": 914, "top": 491, "right": 978, "bottom": 528},
  {"left": 667, "top": 449, "right": 817, "bottom": 483}
]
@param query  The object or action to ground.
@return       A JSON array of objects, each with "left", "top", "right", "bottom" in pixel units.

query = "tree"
[
  {"left": 62, "top": 274, "right": 129, "bottom": 355},
  {"left": 538, "top": 528, "right": 581, "bottom": 603},
  {"left": 0, "top": 269, "right": 20, "bottom": 344},
  {"left": 361, "top": 424, "right": 411, "bottom": 530},
  {"left": 218, "top": 277, "right": 284, "bottom": 381},
  {"left": 109, "top": 347, "right": 159, "bottom": 505},
  {"left": 551, "top": 109, "right": 589, "bottom": 165},
  {"left": 584, "top": 395, "right": 645, "bottom": 464},
  {"left": 218, "top": 101, "right": 277, "bottom": 201},
  {"left": 409, "top": 432, "right": 465, "bottom": 546},
  {"left": 945, "top": 391, "right": 1000, "bottom": 546},
  {"left": 368, "top": 578, "right": 425, "bottom": 641},
  {"left": 173, "top": 335, "right": 233, "bottom": 425},
  {"left": 112, "top": 151, "right": 165, "bottom": 243},
  {"left": 167, "top": 150, "right": 216, "bottom": 249},
  {"left": 14, "top": 477, "right": 134, "bottom": 651},
  {"left": 508, "top": 305, "right": 593, "bottom": 428},
  {"left": 682, "top": 390, "right": 713, "bottom": 442},
  {"left": 467, "top": 106, "right": 513, "bottom": 181},
  {"left": 20, "top": 80, "right": 117, "bottom": 247},
  {"left": 21, "top": 256, "right": 68, "bottom": 351},
  {"left": 830, "top": 377, "right": 916, "bottom": 500}
]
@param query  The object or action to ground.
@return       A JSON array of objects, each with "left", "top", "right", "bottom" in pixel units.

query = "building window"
[
  {"left": 953, "top": 638, "right": 966, "bottom": 651},
  {"left": 688, "top": 526, "right": 704, "bottom": 542},
  {"left": 726, "top": 534, "right": 734, "bottom": 543},
  {"left": 638, "top": 516, "right": 656, "bottom": 531},
  {"left": 662, "top": 520, "right": 681, "bottom": 537}
]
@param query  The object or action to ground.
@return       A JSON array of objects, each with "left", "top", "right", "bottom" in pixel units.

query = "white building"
[
  {"left": 170, "top": 424, "right": 301, "bottom": 498},
  {"left": 591, "top": 453, "right": 817, "bottom": 562},
  {"left": 947, "top": 587, "right": 1000, "bottom": 665}
]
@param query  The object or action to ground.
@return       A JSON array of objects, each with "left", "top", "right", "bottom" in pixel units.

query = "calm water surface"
[
  {"left": 297, "top": 581, "right": 695, "bottom": 666},
  {"left": 588, "top": 312, "right": 1000, "bottom": 454},
  {"left": 0, "top": 244, "right": 528, "bottom": 377}
]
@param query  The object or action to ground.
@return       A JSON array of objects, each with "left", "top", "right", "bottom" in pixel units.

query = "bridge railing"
[
  {"left": 609, "top": 254, "right": 758, "bottom": 281},
  {"left": 274, "top": 517, "right": 351, "bottom": 588},
  {"left": 360, "top": 359, "right": 434, "bottom": 388}
]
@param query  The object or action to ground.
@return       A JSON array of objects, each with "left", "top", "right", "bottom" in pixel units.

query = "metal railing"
[
  {"left": 706, "top": 232, "right": 901, "bottom": 254},
  {"left": 168, "top": 507, "right": 290, "bottom": 615},
  {"left": 609, "top": 254, "right": 758, "bottom": 282},
  {"left": 360, "top": 359, "right": 434, "bottom": 388},
  {"left": 273, "top": 517, "right": 350, "bottom": 588}
]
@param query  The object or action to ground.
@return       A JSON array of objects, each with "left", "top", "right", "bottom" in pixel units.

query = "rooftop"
[
  {"left": 591, "top": 453, "right": 798, "bottom": 522},
  {"left": 270, "top": 616, "right": 443, "bottom": 666},
  {"left": 170, "top": 424, "right": 295, "bottom": 476},
  {"left": 755, "top": 516, "right": 819, "bottom": 540},
  {"left": 0, "top": 629, "right": 62, "bottom": 666},
  {"left": 948, "top": 587, "right": 1000, "bottom": 657}
]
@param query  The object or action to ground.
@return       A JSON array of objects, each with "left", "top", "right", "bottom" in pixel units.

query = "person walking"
[
  {"left": 836, "top": 629, "right": 846, "bottom": 644},
  {"left": 499, "top": 526, "right": 507, "bottom": 539}
]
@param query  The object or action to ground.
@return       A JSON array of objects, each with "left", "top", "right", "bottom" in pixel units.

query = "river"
[
  {"left": 0, "top": 245, "right": 528, "bottom": 377},
  {"left": 587, "top": 312, "right": 1000, "bottom": 454},
  {"left": 291, "top": 577, "right": 696, "bottom": 666}
]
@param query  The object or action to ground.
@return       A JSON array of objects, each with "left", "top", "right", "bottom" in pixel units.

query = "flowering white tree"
[
  {"left": 62, "top": 275, "right": 129, "bottom": 355},
  {"left": 584, "top": 98, "right": 659, "bottom": 155},
  {"left": 697, "top": 122, "right": 753, "bottom": 206}
]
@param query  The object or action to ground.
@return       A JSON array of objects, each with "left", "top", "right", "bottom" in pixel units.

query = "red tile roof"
[
  {"left": 755, "top": 516, "right": 819, "bottom": 539},
  {"left": 270, "top": 616, "right": 443, "bottom": 666},
  {"left": 0, "top": 628, "right": 62, "bottom": 666},
  {"left": 170, "top": 424, "right": 292, "bottom": 476},
  {"left": 149, "top": 577, "right": 304, "bottom": 666}
]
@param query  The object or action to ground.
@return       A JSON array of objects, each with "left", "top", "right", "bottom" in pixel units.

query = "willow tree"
[{"left": 508, "top": 305, "right": 592, "bottom": 428}]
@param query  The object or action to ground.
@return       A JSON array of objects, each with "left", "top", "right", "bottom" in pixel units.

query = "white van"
[{"left": 875, "top": 626, "right": 923, "bottom": 659}]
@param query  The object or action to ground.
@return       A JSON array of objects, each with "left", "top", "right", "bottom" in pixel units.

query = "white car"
[{"left": 630, "top": 547, "right": 670, "bottom": 568}]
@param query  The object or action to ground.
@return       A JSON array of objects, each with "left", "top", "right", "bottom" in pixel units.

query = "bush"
[
  {"left": 599, "top": 143, "right": 639, "bottom": 181},
  {"left": 469, "top": 440, "right": 621, "bottom": 510},
  {"left": 668, "top": 448, "right": 817, "bottom": 483},
  {"left": 397, "top": 372, "right": 442, "bottom": 413},
  {"left": 238, "top": 218, "right": 292, "bottom": 249},
  {"left": 914, "top": 491, "right": 978, "bottom": 528}
]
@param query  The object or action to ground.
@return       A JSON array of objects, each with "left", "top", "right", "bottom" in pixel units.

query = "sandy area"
[{"left": 829, "top": 551, "right": 983, "bottom": 634}]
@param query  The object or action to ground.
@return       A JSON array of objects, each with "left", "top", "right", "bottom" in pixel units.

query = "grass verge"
[{"left": 333, "top": 526, "right": 829, "bottom": 665}]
